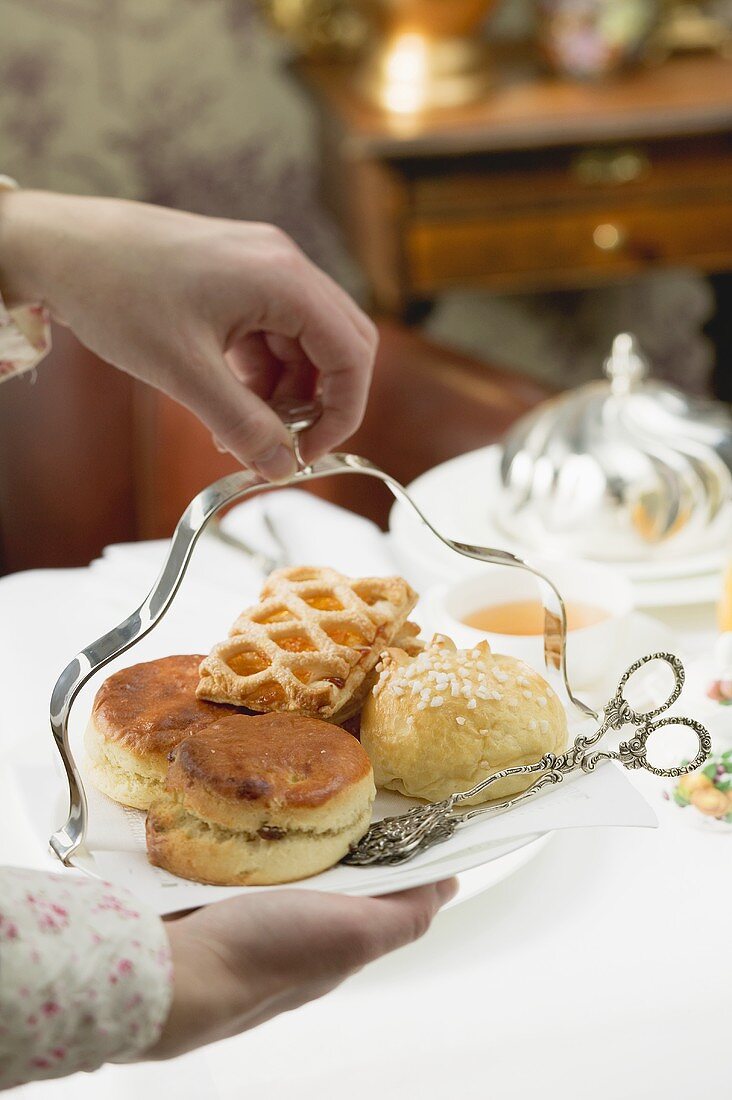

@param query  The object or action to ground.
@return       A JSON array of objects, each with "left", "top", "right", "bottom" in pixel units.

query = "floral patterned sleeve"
[
  {"left": 0, "top": 867, "right": 173, "bottom": 1090},
  {"left": 0, "top": 175, "right": 52, "bottom": 382}
]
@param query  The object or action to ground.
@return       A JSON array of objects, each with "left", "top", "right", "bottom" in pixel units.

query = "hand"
[
  {"left": 147, "top": 880, "right": 457, "bottom": 1059},
  {"left": 0, "top": 190, "right": 378, "bottom": 480}
]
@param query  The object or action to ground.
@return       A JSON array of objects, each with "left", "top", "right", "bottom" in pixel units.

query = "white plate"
[
  {"left": 389, "top": 446, "right": 726, "bottom": 607},
  {"left": 13, "top": 751, "right": 654, "bottom": 916},
  {"left": 16, "top": 760, "right": 552, "bottom": 910}
]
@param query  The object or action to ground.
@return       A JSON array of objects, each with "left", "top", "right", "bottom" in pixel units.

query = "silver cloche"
[{"left": 497, "top": 333, "right": 732, "bottom": 562}]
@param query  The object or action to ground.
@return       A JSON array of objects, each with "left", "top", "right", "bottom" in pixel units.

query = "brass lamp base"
[{"left": 358, "top": 32, "right": 491, "bottom": 112}]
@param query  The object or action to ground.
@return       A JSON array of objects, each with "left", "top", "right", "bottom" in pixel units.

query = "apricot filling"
[
  {"left": 256, "top": 608, "right": 294, "bottom": 624},
  {"left": 327, "top": 628, "right": 369, "bottom": 648},
  {"left": 228, "top": 651, "right": 269, "bottom": 676},
  {"left": 277, "top": 636, "right": 317, "bottom": 653},
  {"left": 352, "top": 586, "right": 381, "bottom": 606},
  {"left": 245, "top": 682, "right": 286, "bottom": 708},
  {"left": 304, "top": 594, "right": 344, "bottom": 611}
]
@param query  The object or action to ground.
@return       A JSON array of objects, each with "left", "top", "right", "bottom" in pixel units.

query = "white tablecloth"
[{"left": 1, "top": 496, "right": 729, "bottom": 1100}]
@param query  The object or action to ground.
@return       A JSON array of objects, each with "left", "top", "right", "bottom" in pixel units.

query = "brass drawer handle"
[
  {"left": 573, "top": 147, "right": 650, "bottom": 186},
  {"left": 593, "top": 223, "right": 626, "bottom": 251}
]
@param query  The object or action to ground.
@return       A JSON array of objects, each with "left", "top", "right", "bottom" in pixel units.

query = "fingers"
[
  {"left": 238, "top": 241, "right": 378, "bottom": 460},
  {"left": 225, "top": 331, "right": 282, "bottom": 399},
  {"left": 294, "top": 304, "right": 377, "bottom": 462},
  {"left": 263, "top": 333, "right": 318, "bottom": 406},
  {"left": 179, "top": 344, "right": 298, "bottom": 480},
  {"left": 353, "top": 878, "right": 458, "bottom": 962}
]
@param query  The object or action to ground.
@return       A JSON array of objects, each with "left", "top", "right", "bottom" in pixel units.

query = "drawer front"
[
  {"left": 408, "top": 136, "right": 732, "bottom": 215},
  {"left": 407, "top": 199, "right": 732, "bottom": 291}
]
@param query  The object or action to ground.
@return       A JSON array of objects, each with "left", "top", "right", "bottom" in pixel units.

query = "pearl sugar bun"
[{"left": 360, "top": 635, "right": 568, "bottom": 804}]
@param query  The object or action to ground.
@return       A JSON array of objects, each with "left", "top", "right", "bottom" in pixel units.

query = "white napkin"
[
  {"left": 86, "top": 491, "right": 404, "bottom": 614},
  {"left": 221, "top": 490, "right": 399, "bottom": 577}
]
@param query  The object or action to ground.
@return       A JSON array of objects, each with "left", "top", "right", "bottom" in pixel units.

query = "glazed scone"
[
  {"left": 85, "top": 655, "right": 242, "bottom": 810},
  {"left": 360, "top": 635, "right": 568, "bottom": 804},
  {"left": 146, "top": 713, "right": 376, "bottom": 886}
]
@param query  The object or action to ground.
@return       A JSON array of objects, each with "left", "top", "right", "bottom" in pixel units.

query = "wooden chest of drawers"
[{"left": 298, "top": 53, "right": 732, "bottom": 314}]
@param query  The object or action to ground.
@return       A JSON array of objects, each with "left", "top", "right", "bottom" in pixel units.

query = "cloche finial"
[{"left": 604, "top": 333, "right": 649, "bottom": 394}]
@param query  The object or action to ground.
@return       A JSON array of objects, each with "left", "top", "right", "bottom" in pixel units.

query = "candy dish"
[
  {"left": 49, "top": 436, "right": 594, "bottom": 865},
  {"left": 47, "top": 403, "right": 711, "bottom": 886}
]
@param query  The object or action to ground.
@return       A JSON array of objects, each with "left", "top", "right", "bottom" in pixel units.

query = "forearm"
[
  {"left": 0, "top": 181, "right": 377, "bottom": 473},
  {"left": 0, "top": 188, "right": 108, "bottom": 314}
]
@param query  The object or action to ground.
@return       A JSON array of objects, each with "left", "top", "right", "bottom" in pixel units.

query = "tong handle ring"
[
  {"left": 618, "top": 715, "right": 712, "bottom": 778},
  {"left": 269, "top": 398, "right": 322, "bottom": 472}
]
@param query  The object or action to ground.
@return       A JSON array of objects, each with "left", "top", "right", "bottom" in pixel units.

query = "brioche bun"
[{"left": 360, "top": 635, "right": 568, "bottom": 804}]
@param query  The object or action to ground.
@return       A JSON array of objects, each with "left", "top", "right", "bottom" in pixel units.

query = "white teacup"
[{"left": 421, "top": 557, "right": 634, "bottom": 690}]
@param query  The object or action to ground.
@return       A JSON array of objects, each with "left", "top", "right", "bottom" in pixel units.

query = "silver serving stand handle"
[{"left": 49, "top": 451, "right": 594, "bottom": 866}]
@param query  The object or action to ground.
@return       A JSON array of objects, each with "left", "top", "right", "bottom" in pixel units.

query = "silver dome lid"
[{"left": 497, "top": 333, "right": 732, "bottom": 562}]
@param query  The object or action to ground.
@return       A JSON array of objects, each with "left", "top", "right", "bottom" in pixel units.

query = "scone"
[
  {"left": 85, "top": 655, "right": 242, "bottom": 810},
  {"left": 146, "top": 713, "right": 376, "bottom": 885},
  {"left": 197, "top": 565, "right": 418, "bottom": 720},
  {"left": 360, "top": 635, "right": 568, "bottom": 804}
]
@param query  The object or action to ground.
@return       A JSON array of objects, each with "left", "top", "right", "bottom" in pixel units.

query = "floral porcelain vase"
[{"left": 537, "top": 0, "right": 659, "bottom": 79}]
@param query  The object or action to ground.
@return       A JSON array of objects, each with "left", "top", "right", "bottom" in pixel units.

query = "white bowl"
[{"left": 421, "top": 557, "right": 634, "bottom": 690}]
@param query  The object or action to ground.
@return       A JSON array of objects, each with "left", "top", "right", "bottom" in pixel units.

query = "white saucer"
[{"left": 389, "top": 446, "right": 726, "bottom": 608}]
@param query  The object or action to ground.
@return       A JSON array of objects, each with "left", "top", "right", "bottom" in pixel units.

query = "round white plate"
[
  {"left": 389, "top": 446, "right": 726, "bottom": 608},
  {"left": 62, "top": 767, "right": 553, "bottom": 912},
  {"left": 10, "top": 756, "right": 549, "bottom": 911}
]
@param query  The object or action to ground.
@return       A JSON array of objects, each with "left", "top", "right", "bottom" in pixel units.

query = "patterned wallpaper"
[{"left": 0, "top": 0, "right": 361, "bottom": 290}]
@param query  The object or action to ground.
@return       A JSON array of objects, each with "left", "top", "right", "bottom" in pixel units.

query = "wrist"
[
  {"left": 145, "top": 920, "right": 240, "bottom": 1060},
  {"left": 0, "top": 188, "right": 54, "bottom": 307}
]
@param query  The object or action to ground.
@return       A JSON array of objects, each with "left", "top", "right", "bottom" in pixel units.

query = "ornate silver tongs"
[
  {"left": 48, "top": 402, "right": 710, "bottom": 868},
  {"left": 343, "top": 652, "right": 711, "bottom": 866}
]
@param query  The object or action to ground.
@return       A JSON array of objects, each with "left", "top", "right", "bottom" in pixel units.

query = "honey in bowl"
[{"left": 462, "top": 599, "right": 609, "bottom": 636}]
